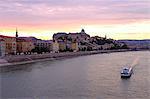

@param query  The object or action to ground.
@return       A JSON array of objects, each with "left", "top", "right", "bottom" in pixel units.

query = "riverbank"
[{"left": 0, "top": 49, "right": 146, "bottom": 67}]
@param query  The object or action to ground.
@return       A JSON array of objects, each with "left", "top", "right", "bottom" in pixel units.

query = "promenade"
[{"left": 0, "top": 49, "right": 133, "bottom": 67}]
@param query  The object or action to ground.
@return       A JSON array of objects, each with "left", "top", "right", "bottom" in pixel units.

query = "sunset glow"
[{"left": 0, "top": 0, "right": 149, "bottom": 40}]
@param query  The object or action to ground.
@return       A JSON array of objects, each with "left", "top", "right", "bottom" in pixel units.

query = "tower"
[
  {"left": 16, "top": 28, "right": 18, "bottom": 38},
  {"left": 105, "top": 34, "right": 107, "bottom": 39}
]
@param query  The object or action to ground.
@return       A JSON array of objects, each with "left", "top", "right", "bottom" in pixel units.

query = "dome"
[{"left": 81, "top": 29, "right": 85, "bottom": 33}]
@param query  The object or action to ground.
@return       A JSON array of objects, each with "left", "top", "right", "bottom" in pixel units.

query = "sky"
[{"left": 0, "top": 0, "right": 150, "bottom": 40}]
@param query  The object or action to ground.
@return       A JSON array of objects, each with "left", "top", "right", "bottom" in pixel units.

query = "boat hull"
[
  {"left": 121, "top": 74, "right": 131, "bottom": 78},
  {"left": 120, "top": 67, "right": 133, "bottom": 78}
]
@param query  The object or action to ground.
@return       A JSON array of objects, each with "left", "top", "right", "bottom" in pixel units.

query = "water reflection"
[
  {"left": 0, "top": 51, "right": 150, "bottom": 99},
  {"left": 0, "top": 63, "right": 35, "bottom": 73}
]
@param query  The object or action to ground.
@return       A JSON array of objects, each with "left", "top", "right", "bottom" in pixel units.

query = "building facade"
[
  {"left": 71, "top": 42, "right": 79, "bottom": 52},
  {"left": 0, "top": 35, "right": 16, "bottom": 55},
  {"left": 68, "top": 29, "right": 90, "bottom": 43},
  {"left": 58, "top": 40, "right": 67, "bottom": 52},
  {"left": 52, "top": 40, "right": 59, "bottom": 53},
  {"left": 35, "top": 40, "right": 53, "bottom": 53},
  {"left": 0, "top": 39, "right": 6, "bottom": 56},
  {"left": 16, "top": 38, "right": 35, "bottom": 54}
]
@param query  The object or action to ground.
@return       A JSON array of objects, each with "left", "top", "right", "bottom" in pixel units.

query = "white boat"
[{"left": 121, "top": 67, "right": 133, "bottom": 78}]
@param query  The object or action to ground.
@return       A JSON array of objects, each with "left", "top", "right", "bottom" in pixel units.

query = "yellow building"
[
  {"left": 59, "top": 41, "right": 66, "bottom": 52},
  {"left": 71, "top": 42, "right": 79, "bottom": 52},
  {"left": 17, "top": 38, "right": 35, "bottom": 54},
  {"left": 0, "top": 35, "right": 16, "bottom": 55}
]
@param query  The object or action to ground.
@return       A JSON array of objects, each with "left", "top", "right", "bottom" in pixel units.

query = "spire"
[
  {"left": 104, "top": 34, "right": 107, "bottom": 39},
  {"left": 16, "top": 28, "right": 18, "bottom": 37}
]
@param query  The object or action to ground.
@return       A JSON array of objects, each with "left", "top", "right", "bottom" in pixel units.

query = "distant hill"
[
  {"left": 118, "top": 39, "right": 150, "bottom": 45},
  {"left": 117, "top": 39, "right": 150, "bottom": 49}
]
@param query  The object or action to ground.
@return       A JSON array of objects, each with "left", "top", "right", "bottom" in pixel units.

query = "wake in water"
[
  {"left": 130, "top": 57, "right": 140, "bottom": 68},
  {"left": 120, "top": 57, "right": 140, "bottom": 78}
]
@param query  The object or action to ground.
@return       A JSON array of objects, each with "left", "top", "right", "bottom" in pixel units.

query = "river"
[{"left": 0, "top": 51, "right": 150, "bottom": 99}]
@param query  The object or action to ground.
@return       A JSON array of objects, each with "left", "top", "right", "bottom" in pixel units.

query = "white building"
[
  {"left": 52, "top": 40, "right": 59, "bottom": 53},
  {"left": 36, "top": 40, "right": 53, "bottom": 52},
  {"left": 0, "top": 39, "right": 6, "bottom": 57}
]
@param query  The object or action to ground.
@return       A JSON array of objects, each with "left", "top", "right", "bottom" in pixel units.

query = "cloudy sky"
[{"left": 0, "top": 0, "right": 149, "bottom": 39}]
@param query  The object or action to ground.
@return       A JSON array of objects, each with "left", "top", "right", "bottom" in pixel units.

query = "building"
[
  {"left": 17, "top": 36, "right": 54, "bottom": 54},
  {"left": 100, "top": 43, "right": 114, "bottom": 50},
  {"left": 66, "top": 40, "right": 72, "bottom": 51},
  {"left": 15, "top": 29, "right": 35, "bottom": 54},
  {"left": 71, "top": 41, "right": 79, "bottom": 52},
  {"left": 0, "top": 35, "right": 16, "bottom": 55},
  {"left": 52, "top": 40, "right": 59, "bottom": 53},
  {"left": 58, "top": 40, "right": 67, "bottom": 52},
  {"left": 68, "top": 29, "right": 90, "bottom": 42},
  {"left": 35, "top": 40, "right": 53, "bottom": 53},
  {"left": 53, "top": 32, "right": 67, "bottom": 41},
  {"left": 0, "top": 39, "right": 5, "bottom": 56},
  {"left": 52, "top": 29, "right": 121, "bottom": 51},
  {"left": 52, "top": 29, "right": 91, "bottom": 52},
  {"left": 16, "top": 38, "right": 35, "bottom": 54},
  {"left": 53, "top": 29, "right": 90, "bottom": 43}
]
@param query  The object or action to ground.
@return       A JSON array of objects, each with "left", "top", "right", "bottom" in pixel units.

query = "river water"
[{"left": 0, "top": 51, "right": 150, "bottom": 99}]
